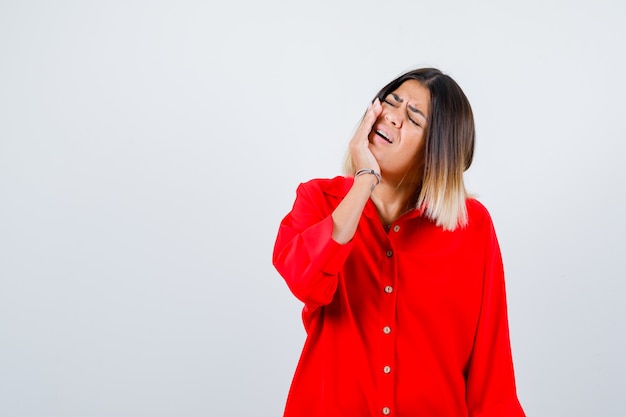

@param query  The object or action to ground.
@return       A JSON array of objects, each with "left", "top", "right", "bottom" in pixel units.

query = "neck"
[{"left": 370, "top": 177, "right": 420, "bottom": 227}]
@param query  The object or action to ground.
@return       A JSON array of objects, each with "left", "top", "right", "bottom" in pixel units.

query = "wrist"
[{"left": 354, "top": 168, "right": 381, "bottom": 192}]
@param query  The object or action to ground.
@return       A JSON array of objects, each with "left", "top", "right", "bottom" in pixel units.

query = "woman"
[{"left": 272, "top": 68, "right": 525, "bottom": 417}]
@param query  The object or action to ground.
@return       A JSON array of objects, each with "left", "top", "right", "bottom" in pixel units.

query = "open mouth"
[{"left": 375, "top": 129, "right": 393, "bottom": 144}]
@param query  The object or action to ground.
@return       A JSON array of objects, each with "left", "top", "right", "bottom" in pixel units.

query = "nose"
[{"left": 384, "top": 108, "right": 402, "bottom": 128}]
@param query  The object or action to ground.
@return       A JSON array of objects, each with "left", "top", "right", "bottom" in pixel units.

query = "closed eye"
[
  {"left": 409, "top": 117, "right": 422, "bottom": 128},
  {"left": 383, "top": 93, "right": 402, "bottom": 107},
  {"left": 383, "top": 93, "right": 425, "bottom": 128}
]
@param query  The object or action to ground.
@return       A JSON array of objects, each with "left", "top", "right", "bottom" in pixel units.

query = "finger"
[
  {"left": 364, "top": 98, "right": 381, "bottom": 125},
  {"left": 356, "top": 99, "right": 382, "bottom": 138}
]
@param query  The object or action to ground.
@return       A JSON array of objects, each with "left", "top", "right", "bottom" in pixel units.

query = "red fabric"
[{"left": 273, "top": 176, "right": 525, "bottom": 417}]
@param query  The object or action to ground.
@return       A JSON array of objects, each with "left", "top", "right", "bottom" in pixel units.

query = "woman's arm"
[
  {"left": 272, "top": 99, "right": 382, "bottom": 306},
  {"left": 465, "top": 218, "right": 525, "bottom": 417},
  {"left": 272, "top": 181, "right": 353, "bottom": 307},
  {"left": 332, "top": 99, "right": 382, "bottom": 244}
]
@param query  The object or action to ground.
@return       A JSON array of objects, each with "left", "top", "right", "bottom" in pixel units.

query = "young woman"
[{"left": 273, "top": 68, "right": 525, "bottom": 417}]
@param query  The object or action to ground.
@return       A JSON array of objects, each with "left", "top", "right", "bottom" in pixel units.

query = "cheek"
[{"left": 404, "top": 130, "right": 425, "bottom": 155}]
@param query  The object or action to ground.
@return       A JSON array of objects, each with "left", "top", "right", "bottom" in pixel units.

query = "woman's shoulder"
[
  {"left": 465, "top": 198, "right": 496, "bottom": 230},
  {"left": 299, "top": 175, "right": 353, "bottom": 197},
  {"left": 466, "top": 198, "right": 489, "bottom": 215}
]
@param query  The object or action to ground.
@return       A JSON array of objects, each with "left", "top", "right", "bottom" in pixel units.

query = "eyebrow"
[
  {"left": 408, "top": 104, "right": 427, "bottom": 121},
  {"left": 391, "top": 93, "right": 403, "bottom": 103},
  {"left": 390, "top": 93, "right": 427, "bottom": 120}
]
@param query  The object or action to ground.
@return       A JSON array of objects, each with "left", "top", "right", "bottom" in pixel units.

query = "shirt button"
[
  {"left": 384, "top": 285, "right": 393, "bottom": 294},
  {"left": 383, "top": 365, "right": 391, "bottom": 374},
  {"left": 382, "top": 407, "right": 391, "bottom": 415},
  {"left": 386, "top": 250, "right": 393, "bottom": 257},
  {"left": 393, "top": 225, "right": 400, "bottom": 232},
  {"left": 383, "top": 326, "right": 391, "bottom": 334}
]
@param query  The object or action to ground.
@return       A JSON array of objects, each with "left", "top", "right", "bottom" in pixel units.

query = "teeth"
[{"left": 377, "top": 130, "right": 392, "bottom": 143}]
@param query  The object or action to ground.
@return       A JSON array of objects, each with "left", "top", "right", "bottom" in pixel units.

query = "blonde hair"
[{"left": 345, "top": 68, "right": 475, "bottom": 231}]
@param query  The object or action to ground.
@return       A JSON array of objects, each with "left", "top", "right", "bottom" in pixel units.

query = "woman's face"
[{"left": 368, "top": 79, "right": 430, "bottom": 181}]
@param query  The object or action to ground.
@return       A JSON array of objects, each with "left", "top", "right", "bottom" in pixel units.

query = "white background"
[{"left": 1, "top": 1, "right": 625, "bottom": 416}]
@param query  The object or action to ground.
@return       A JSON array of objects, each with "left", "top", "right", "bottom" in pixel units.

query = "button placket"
[{"left": 379, "top": 241, "right": 396, "bottom": 415}]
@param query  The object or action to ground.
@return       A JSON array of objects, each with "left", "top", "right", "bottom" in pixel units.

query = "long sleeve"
[
  {"left": 272, "top": 181, "right": 353, "bottom": 308},
  {"left": 465, "top": 219, "right": 525, "bottom": 417}
]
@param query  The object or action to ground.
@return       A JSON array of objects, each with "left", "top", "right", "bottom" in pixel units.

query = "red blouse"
[{"left": 273, "top": 176, "right": 525, "bottom": 417}]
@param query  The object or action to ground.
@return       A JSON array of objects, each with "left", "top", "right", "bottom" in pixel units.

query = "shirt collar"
[
  {"left": 321, "top": 176, "right": 426, "bottom": 221},
  {"left": 320, "top": 176, "right": 354, "bottom": 198}
]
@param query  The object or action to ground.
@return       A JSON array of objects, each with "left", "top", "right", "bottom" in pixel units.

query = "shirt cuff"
[{"left": 303, "top": 215, "right": 354, "bottom": 276}]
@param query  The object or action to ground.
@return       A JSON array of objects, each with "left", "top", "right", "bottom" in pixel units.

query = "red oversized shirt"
[{"left": 273, "top": 176, "right": 525, "bottom": 417}]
